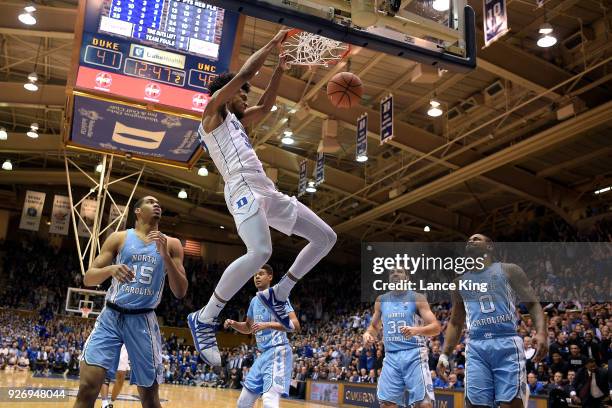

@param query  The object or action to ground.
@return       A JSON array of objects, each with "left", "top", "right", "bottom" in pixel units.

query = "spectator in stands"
[
  {"left": 550, "top": 351, "right": 570, "bottom": 376},
  {"left": 574, "top": 358, "right": 608, "bottom": 407},
  {"left": 568, "top": 344, "right": 587, "bottom": 372},
  {"left": 528, "top": 372, "right": 547, "bottom": 395}
]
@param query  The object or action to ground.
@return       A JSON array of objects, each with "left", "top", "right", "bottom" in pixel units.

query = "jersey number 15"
[{"left": 129, "top": 265, "right": 153, "bottom": 285}]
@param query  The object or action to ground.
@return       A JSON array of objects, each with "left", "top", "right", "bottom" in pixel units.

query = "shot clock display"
[{"left": 74, "top": 0, "right": 240, "bottom": 113}]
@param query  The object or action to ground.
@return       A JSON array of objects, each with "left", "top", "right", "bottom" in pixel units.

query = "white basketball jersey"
[{"left": 198, "top": 112, "right": 263, "bottom": 181}]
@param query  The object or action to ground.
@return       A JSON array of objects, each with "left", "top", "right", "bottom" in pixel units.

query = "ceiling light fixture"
[
  {"left": 432, "top": 0, "right": 449, "bottom": 12},
  {"left": 537, "top": 23, "right": 557, "bottom": 47},
  {"left": 427, "top": 100, "right": 443, "bottom": 117},
  {"left": 594, "top": 186, "right": 611, "bottom": 195},
  {"left": 356, "top": 153, "right": 368, "bottom": 162},
  {"left": 2, "top": 159, "right": 12, "bottom": 171},
  {"left": 306, "top": 180, "right": 317, "bottom": 193},
  {"left": 95, "top": 163, "right": 104, "bottom": 173},
  {"left": 423, "top": 225, "right": 431, "bottom": 232},
  {"left": 0, "top": 128, "right": 7, "bottom": 141},
  {"left": 26, "top": 123, "right": 39, "bottom": 138},
  {"left": 178, "top": 188, "right": 187, "bottom": 199},
  {"left": 281, "top": 135, "right": 294, "bottom": 145},
  {"left": 271, "top": 105, "right": 278, "bottom": 112},
  {"left": 24, "top": 72, "right": 38, "bottom": 92},
  {"left": 198, "top": 166, "right": 209, "bottom": 176},
  {"left": 18, "top": 8, "right": 36, "bottom": 25}
]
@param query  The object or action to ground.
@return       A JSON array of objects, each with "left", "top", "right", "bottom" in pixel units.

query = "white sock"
[
  {"left": 101, "top": 399, "right": 109, "bottom": 408},
  {"left": 275, "top": 275, "right": 296, "bottom": 301},
  {"left": 199, "top": 296, "right": 226, "bottom": 321}
]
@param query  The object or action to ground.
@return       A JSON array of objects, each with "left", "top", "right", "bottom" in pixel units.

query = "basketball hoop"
[
  {"left": 280, "top": 29, "right": 350, "bottom": 67},
  {"left": 80, "top": 307, "right": 92, "bottom": 319}
]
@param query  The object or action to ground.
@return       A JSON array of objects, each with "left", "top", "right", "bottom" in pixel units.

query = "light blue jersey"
[
  {"left": 459, "top": 262, "right": 518, "bottom": 339},
  {"left": 247, "top": 296, "right": 293, "bottom": 351},
  {"left": 380, "top": 291, "right": 425, "bottom": 352},
  {"left": 106, "top": 229, "right": 166, "bottom": 310}
]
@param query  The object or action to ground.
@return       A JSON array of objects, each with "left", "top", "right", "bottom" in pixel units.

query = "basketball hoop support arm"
[{"left": 64, "top": 152, "right": 145, "bottom": 275}]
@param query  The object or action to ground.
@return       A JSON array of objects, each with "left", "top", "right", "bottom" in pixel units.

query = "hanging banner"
[
  {"left": 107, "top": 204, "right": 127, "bottom": 237},
  {"left": 356, "top": 113, "right": 368, "bottom": 160},
  {"left": 380, "top": 94, "right": 393, "bottom": 145},
  {"left": 19, "top": 190, "right": 46, "bottom": 231},
  {"left": 483, "top": 0, "right": 509, "bottom": 47},
  {"left": 49, "top": 195, "right": 71, "bottom": 235},
  {"left": 77, "top": 199, "right": 98, "bottom": 238},
  {"left": 315, "top": 152, "right": 325, "bottom": 186},
  {"left": 298, "top": 160, "right": 308, "bottom": 197}
]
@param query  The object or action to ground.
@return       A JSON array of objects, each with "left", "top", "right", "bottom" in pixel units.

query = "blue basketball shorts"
[
  {"left": 243, "top": 343, "right": 292, "bottom": 397},
  {"left": 81, "top": 307, "right": 163, "bottom": 387},
  {"left": 465, "top": 336, "right": 528, "bottom": 407},
  {"left": 377, "top": 346, "right": 434, "bottom": 407}
]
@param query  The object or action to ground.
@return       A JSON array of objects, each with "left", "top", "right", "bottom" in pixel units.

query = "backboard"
[{"left": 204, "top": 0, "right": 476, "bottom": 72}]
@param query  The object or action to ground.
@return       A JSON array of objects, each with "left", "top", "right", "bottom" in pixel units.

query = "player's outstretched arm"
[
  {"left": 84, "top": 231, "right": 133, "bottom": 286},
  {"left": 363, "top": 296, "right": 383, "bottom": 347},
  {"left": 400, "top": 293, "right": 441, "bottom": 338},
  {"left": 439, "top": 288, "right": 465, "bottom": 367},
  {"left": 203, "top": 29, "right": 289, "bottom": 118},
  {"left": 252, "top": 311, "right": 301, "bottom": 333},
  {"left": 505, "top": 263, "right": 548, "bottom": 361},
  {"left": 241, "top": 55, "right": 289, "bottom": 127},
  {"left": 224, "top": 318, "right": 253, "bottom": 335}
]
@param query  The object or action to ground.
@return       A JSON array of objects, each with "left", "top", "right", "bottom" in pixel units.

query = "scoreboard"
[
  {"left": 65, "top": 0, "right": 243, "bottom": 168},
  {"left": 74, "top": 0, "right": 241, "bottom": 113}
]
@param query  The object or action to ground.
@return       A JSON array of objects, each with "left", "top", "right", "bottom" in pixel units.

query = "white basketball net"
[{"left": 281, "top": 31, "right": 350, "bottom": 66}]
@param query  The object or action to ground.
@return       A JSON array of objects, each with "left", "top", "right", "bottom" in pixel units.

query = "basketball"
[{"left": 327, "top": 72, "right": 363, "bottom": 109}]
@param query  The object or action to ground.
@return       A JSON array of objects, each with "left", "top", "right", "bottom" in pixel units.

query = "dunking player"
[
  {"left": 73, "top": 196, "right": 188, "bottom": 408},
  {"left": 224, "top": 264, "right": 300, "bottom": 408},
  {"left": 363, "top": 268, "right": 441, "bottom": 408},
  {"left": 438, "top": 234, "right": 548, "bottom": 408},
  {"left": 99, "top": 345, "right": 129, "bottom": 408},
  {"left": 188, "top": 28, "right": 337, "bottom": 366}
]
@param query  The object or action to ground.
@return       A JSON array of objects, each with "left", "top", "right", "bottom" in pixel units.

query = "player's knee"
[
  {"left": 76, "top": 378, "right": 101, "bottom": 402},
  {"left": 139, "top": 391, "right": 160, "bottom": 408},
  {"left": 250, "top": 243, "right": 272, "bottom": 265},
  {"left": 325, "top": 226, "right": 337, "bottom": 248}
]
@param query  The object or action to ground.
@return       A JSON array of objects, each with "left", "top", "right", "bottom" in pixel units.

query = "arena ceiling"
[{"left": 0, "top": 0, "right": 611, "bottom": 249}]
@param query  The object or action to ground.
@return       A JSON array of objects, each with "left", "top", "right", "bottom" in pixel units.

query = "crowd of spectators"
[{"left": 0, "top": 216, "right": 610, "bottom": 404}]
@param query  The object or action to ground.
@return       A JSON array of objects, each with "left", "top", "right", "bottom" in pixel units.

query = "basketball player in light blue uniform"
[
  {"left": 439, "top": 234, "right": 547, "bottom": 408},
  {"left": 73, "top": 196, "right": 188, "bottom": 408},
  {"left": 363, "top": 268, "right": 441, "bottom": 408},
  {"left": 224, "top": 264, "right": 300, "bottom": 408}
]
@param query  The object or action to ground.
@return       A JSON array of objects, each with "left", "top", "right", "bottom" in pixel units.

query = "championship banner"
[
  {"left": 77, "top": 199, "right": 98, "bottom": 238},
  {"left": 315, "top": 152, "right": 325, "bottom": 186},
  {"left": 483, "top": 0, "right": 509, "bottom": 47},
  {"left": 380, "top": 94, "right": 393, "bottom": 145},
  {"left": 356, "top": 113, "right": 368, "bottom": 160},
  {"left": 298, "top": 160, "right": 308, "bottom": 197},
  {"left": 107, "top": 204, "right": 127, "bottom": 236},
  {"left": 70, "top": 94, "right": 201, "bottom": 165},
  {"left": 49, "top": 195, "right": 71, "bottom": 235},
  {"left": 19, "top": 190, "right": 46, "bottom": 232}
]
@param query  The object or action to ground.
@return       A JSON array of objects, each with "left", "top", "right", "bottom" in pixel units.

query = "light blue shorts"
[
  {"left": 377, "top": 346, "right": 434, "bottom": 407},
  {"left": 243, "top": 343, "right": 292, "bottom": 397},
  {"left": 81, "top": 307, "right": 163, "bottom": 387},
  {"left": 465, "top": 336, "right": 528, "bottom": 407}
]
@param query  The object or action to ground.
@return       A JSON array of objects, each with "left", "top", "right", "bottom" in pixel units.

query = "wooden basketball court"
[{"left": 0, "top": 372, "right": 326, "bottom": 408}]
